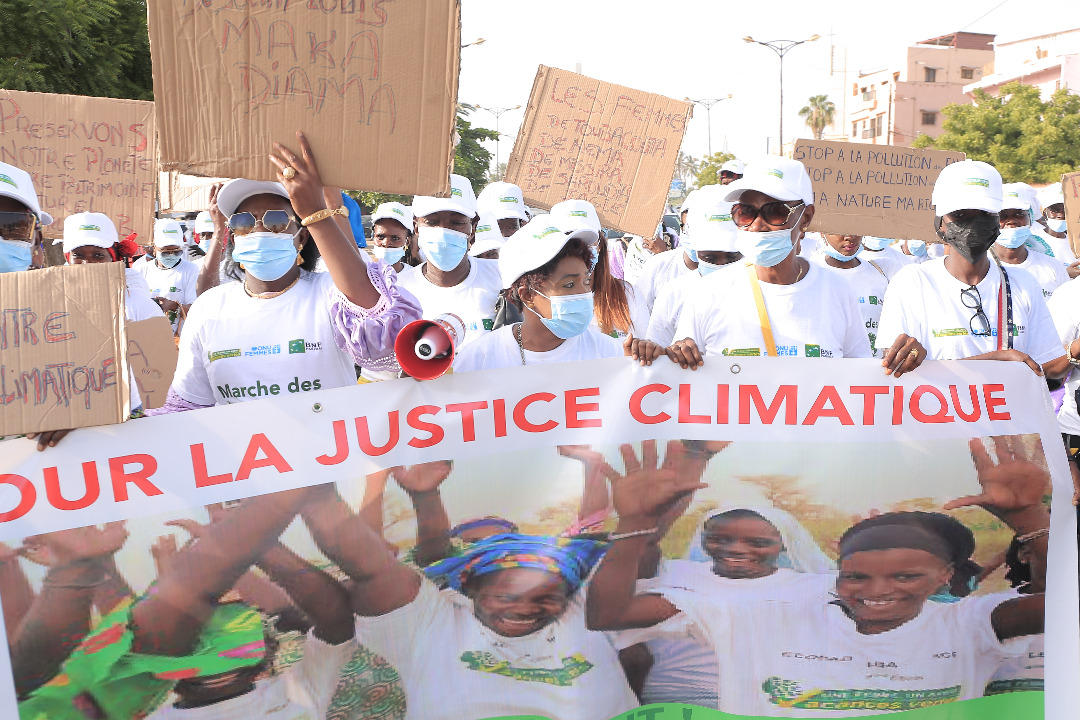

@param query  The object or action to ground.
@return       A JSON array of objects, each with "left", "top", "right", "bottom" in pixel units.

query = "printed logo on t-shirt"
[
  {"left": 857, "top": 295, "right": 880, "bottom": 305},
  {"left": 761, "top": 676, "right": 962, "bottom": 711},
  {"left": 288, "top": 339, "right": 323, "bottom": 354},
  {"left": 245, "top": 344, "right": 281, "bottom": 357},
  {"left": 721, "top": 348, "right": 762, "bottom": 357},
  {"left": 932, "top": 328, "right": 969, "bottom": 338},
  {"left": 777, "top": 345, "right": 799, "bottom": 357},
  {"left": 482, "top": 319, "right": 494, "bottom": 331},
  {"left": 459, "top": 650, "right": 593, "bottom": 686},
  {"left": 208, "top": 349, "right": 241, "bottom": 362},
  {"left": 804, "top": 344, "right": 833, "bottom": 357}
]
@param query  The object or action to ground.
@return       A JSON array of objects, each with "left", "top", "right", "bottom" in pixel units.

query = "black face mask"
[{"left": 935, "top": 213, "right": 1000, "bottom": 263}]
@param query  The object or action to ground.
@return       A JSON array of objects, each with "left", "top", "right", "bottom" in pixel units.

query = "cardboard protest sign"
[
  {"left": 793, "top": 140, "right": 965, "bottom": 242},
  {"left": 147, "top": 0, "right": 459, "bottom": 196},
  {"left": 504, "top": 66, "right": 692, "bottom": 237},
  {"left": 158, "top": 171, "right": 226, "bottom": 213},
  {"left": 126, "top": 316, "right": 178, "bottom": 411},
  {"left": 0, "top": 89, "right": 156, "bottom": 243},
  {"left": 1061, "top": 171, "right": 1080, "bottom": 258},
  {"left": 0, "top": 263, "right": 128, "bottom": 436},
  {"left": 0, "top": 359, "right": 1076, "bottom": 719}
]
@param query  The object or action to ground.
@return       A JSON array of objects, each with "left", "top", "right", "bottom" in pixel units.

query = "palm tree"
[
  {"left": 799, "top": 95, "right": 836, "bottom": 140},
  {"left": 675, "top": 152, "right": 700, "bottom": 183}
]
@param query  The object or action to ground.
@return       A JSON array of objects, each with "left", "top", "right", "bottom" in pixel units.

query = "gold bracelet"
[
  {"left": 1066, "top": 339, "right": 1080, "bottom": 366},
  {"left": 300, "top": 206, "right": 349, "bottom": 227}
]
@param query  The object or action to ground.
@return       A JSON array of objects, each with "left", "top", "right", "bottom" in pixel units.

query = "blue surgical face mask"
[
  {"left": 736, "top": 207, "right": 804, "bottom": 268},
  {"left": 862, "top": 236, "right": 891, "bottom": 251},
  {"left": 1047, "top": 218, "right": 1068, "bottom": 233},
  {"left": 418, "top": 225, "right": 469, "bottom": 272},
  {"left": 528, "top": 291, "right": 594, "bottom": 340},
  {"left": 996, "top": 225, "right": 1031, "bottom": 249},
  {"left": 232, "top": 231, "right": 300, "bottom": 282},
  {"left": 697, "top": 259, "right": 724, "bottom": 276},
  {"left": 158, "top": 252, "right": 182, "bottom": 269},
  {"left": 907, "top": 239, "right": 928, "bottom": 258},
  {"left": 0, "top": 238, "right": 33, "bottom": 273},
  {"left": 373, "top": 245, "right": 405, "bottom": 265},
  {"left": 681, "top": 234, "right": 699, "bottom": 263},
  {"left": 822, "top": 241, "right": 862, "bottom": 263}
]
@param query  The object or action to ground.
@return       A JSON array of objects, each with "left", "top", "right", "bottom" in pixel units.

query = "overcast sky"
[{"left": 459, "top": 0, "right": 1073, "bottom": 167}]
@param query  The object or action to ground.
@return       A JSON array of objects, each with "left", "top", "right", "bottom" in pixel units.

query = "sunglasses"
[
  {"left": 228, "top": 210, "right": 297, "bottom": 236},
  {"left": 960, "top": 285, "right": 991, "bottom": 337},
  {"left": 731, "top": 201, "right": 805, "bottom": 229},
  {"left": 720, "top": 171, "right": 740, "bottom": 179},
  {"left": 0, "top": 211, "right": 37, "bottom": 242}
]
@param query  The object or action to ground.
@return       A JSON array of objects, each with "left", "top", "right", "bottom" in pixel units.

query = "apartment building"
[{"left": 965, "top": 27, "right": 1080, "bottom": 99}]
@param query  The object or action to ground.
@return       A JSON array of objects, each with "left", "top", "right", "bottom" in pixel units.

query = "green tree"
[
  {"left": 694, "top": 151, "right": 736, "bottom": 187},
  {"left": 0, "top": 0, "right": 153, "bottom": 100},
  {"left": 912, "top": 82, "right": 1080, "bottom": 183},
  {"left": 799, "top": 95, "right": 836, "bottom": 140},
  {"left": 453, "top": 110, "right": 499, "bottom": 192}
]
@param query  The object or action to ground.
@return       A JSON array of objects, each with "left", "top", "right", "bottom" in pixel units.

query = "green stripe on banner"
[{"left": 486, "top": 691, "right": 1043, "bottom": 720}]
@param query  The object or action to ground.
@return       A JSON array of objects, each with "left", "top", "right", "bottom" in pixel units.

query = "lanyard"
[
  {"left": 746, "top": 263, "right": 778, "bottom": 357},
  {"left": 996, "top": 262, "right": 1014, "bottom": 351}
]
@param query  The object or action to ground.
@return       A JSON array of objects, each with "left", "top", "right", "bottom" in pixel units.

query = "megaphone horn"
[{"left": 394, "top": 313, "right": 467, "bottom": 380}]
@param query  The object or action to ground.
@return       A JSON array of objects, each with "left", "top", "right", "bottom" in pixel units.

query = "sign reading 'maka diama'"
[
  {"left": 505, "top": 66, "right": 692, "bottom": 237},
  {"left": 0, "top": 90, "right": 156, "bottom": 244},
  {"left": 147, "top": 0, "right": 459, "bottom": 196},
  {"left": 793, "top": 140, "right": 965, "bottom": 243},
  {"left": 0, "top": 263, "right": 129, "bottom": 436}
]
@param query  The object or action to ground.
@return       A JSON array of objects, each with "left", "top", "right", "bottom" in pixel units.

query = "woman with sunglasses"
[
  {"left": 151, "top": 132, "right": 420, "bottom": 413},
  {"left": 667, "top": 157, "right": 890, "bottom": 371},
  {"left": 877, "top": 161, "right": 1066, "bottom": 379}
]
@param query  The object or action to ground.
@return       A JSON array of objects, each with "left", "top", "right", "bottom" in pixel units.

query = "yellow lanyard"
[{"left": 746, "top": 263, "right": 777, "bottom": 357}]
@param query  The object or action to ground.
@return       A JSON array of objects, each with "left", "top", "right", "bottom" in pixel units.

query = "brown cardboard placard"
[
  {"left": 0, "top": 263, "right": 129, "bottom": 436},
  {"left": 1061, "top": 172, "right": 1080, "bottom": 259},
  {"left": 126, "top": 316, "right": 179, "bottom": 411},
  {"left": 0, "top": 90, "right": 156, "bottom": 244},
  {"left": 504, "top": 66, "right": 692, "bottom": 238},
  {"left": 792, "top": 140, "right": 965, "bottom": 242},
  {"left": 147, "top": 0, "right": 459, "bottom": 196}
]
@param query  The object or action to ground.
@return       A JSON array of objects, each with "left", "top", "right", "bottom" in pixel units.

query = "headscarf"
[
  {"left": 449, "top": 516, "right": 519, "bottom": 538},
  {"left": 686, "top": 504, "right": 835, "bottom": 574},
  {"left": 423, "top": 533, "right": 607, "bottom": 594}
]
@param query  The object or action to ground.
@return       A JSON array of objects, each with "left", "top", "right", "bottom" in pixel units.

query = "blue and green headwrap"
[{"left": 423, "top": 533, "right": 608, "bottom": 594}]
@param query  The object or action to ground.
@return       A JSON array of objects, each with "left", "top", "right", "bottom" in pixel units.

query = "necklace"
[
  {"left": 244, "top": 274, "right": 300, "bottom": 299},
  {"left": 515, "top": 323, "right": 527, "bottom": 365},
  {"left": 795, "top": 258, "right": 805, "bottom": 283}
]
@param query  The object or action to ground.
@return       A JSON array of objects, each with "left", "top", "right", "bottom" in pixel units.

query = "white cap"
[
  {"left": 721, "top": 159, "right": 746, "bottom": 176},
  {"left": 63, "top": 212, "right": 117, "bottom": 253},
  {"left": 469, "top": 214, "right": 507, "bottom": 257},
  {"left": 549, "top": 199, "right": 601, "bottom": 244},
  {"left": 1001, "top": 182, "right": 1039, "bottom": 215},
  {"left": 477, "top": 181, "right": 529, "bottom": 222},
  {"left": 413, "top": 174, "right": 477, "bottom": 219},
  {"left": 688, "top": 195, "right": 738, "bottom": 252},
  {"left": 193, "top": 210, "right": 214, "bottom": 234},
  {"left": 678, "top": 188, "right": 703, "bottom": 214},
  {"left": 154, "top": 219, "right": 186, "bottom": 249},
  {"left": 931, "top": 160, "right": 1002, "bottom": 216},
  {"left": 371, "top": 202, "right": 414, "bottom": 232},
  {"left": 1038, "top": 185, "right": 1065, "bottom": 210},
  {"left": 724, "top": 156, "right": 814, "bottom": 206},
  {"left": 498, "top": 214, "right": 577, "bottom": 289},
  {"left": 0, "top": 161, "right": 52, "bottom": 225},
  {"left": 216, "top": 179, "right": 290, "bottom": 217}
]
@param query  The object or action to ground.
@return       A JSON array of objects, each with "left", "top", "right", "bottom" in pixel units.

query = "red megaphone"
[{"left": 394, "top": 313, "right": 467, "bottom": 380}]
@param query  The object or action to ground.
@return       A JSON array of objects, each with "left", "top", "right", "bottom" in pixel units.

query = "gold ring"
[
  {"left": 908, "top": 349, "right": 918, "bottom": 358},
  {"left": 282, "top": 166, "right": 296, "bottom": 180}
]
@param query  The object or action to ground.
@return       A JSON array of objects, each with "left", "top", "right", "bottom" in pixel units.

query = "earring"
[
  {"left": 239, "top": 263, "right": 245, "bottom": 270},
  {"left": 296, "top": 253, "right": 303, "bottom": 266}
]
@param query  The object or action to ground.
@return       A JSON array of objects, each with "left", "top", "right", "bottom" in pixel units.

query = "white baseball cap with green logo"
[
  {"left": 931, "top": 160, "right": 1003, "bottom": 216},
  {"left": 371, "top": 202, "right": 415, "bottom": 232},
  {"left": 498, "top": 214, "right": 580, "bottom": 288},
  {"left": 62, "top": 212, "right": 118, "bottom": 254},
  {"left": 154, "top": 218, "right": 186, "bottom": 249},
  {"left": 477, "top": 181, "right": 529, "bottom": 222},
  {"left": 413, "top": 174, "right": 477, "bottom": 219},
  {"left": 0, "top": 161, "right": 53, "bottom": 225},
  {"left": 549, "top": 199, "right": 601, "bottom": 244}
]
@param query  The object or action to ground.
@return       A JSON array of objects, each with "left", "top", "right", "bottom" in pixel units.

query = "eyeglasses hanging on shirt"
[{"left": 959, "top": 264, "right": 1014, "bottom": 349}]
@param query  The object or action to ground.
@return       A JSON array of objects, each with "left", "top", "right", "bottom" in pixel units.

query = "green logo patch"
[
  {"left": 288, "top": 339, "right": 306, "bottom": 354},
  {"left": 450, "top": 188, "right": 463, "bottom": 197},
  {"left": 721, "top": 348, "right": 761, "bottom": 357},
  {"left": 932, "top": 328, "right": 969, "bottom": 337},
  {"left": 708, "top": 214, "right": 732, "bottom": 222},
  {"left": 805, "top": 344, "right": 821, "bottom": 357},
  {"left": 0, "top": 174, "right": 17, "bottom": 188},
  {"left": 536, "top": 226, "right": 561, "bottom": 239},
  {"left": 477, "top": 224, "right": 493, "bottom": 233},
  {"left": 78, "top": 224, "right": 101, "bottom": 232},
  {"left": 766, "top": 168, "right": 784, "bottom": 179},
  {"left": 962, "top": 178, "right": 990, "bottom": 187},
  {"left": 499, "top": 196, "right": 518, "bottom": 203},
  {"left": 482, "top": 318, "right": 494, "bottom": 330},
  {"left": 208, "top": 348, "right": 241, "bottom": 362},
  {"left": 569, "top": 210, "right": 588, "bottom": 217}
]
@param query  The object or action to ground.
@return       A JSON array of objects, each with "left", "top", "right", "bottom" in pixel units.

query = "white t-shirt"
[
  {"left": 453, "top": 324, "right": 623, "bottom": 372},
  {"left": 1032, "top": 227, "right": 1076, "bottom": 264},
  {"left": 877, "top": 258, "right": 1062, "bottom": 364},
  {"left": 587, "top": 280, "right": 650, "bottom": 339},
  {"left": 396, "top": 258, "right": 500, "bottom": 348},
  {"left": 623, "top": 236, "right": 659, "bottom": 286},
  {"left": 171, "top": 270, "right": 359, "bottom": 406},
  {"left": 635, "top": 248, "right": 696, "bottom": 312},
  {"left": 137, "top": 258, "right": 200, "bottom": 332},
  {"left": 647, "top": 273, "right": 703, "bottom": 347},
  {"left": 124, "top": 268, "right": 165, "bottom": 411},
  {"left": 997, "top": 248, "right": 1070, "bottom": 298},
  {"left": 657, "top": 581, "right": 1017, "bottom": 717},
  {"left": 985, "top": 634, "right": 1043, "bottom": 695},
  {"left": 354, "top": 579, "right": 640, "bottom": 720},
  {"left": 811, "top": 255, "right": 905, "bottom": 358},
  {"left": 147, "top": 632, "right": 356, "bottom": 720},
  {"left": 862, "top": 245, "right": 913, "bottom": 267},
  {"left": 798, "top": 233, "right": 821, "bottom": 258},
  {"left": 1046, "top": 278, "right": 1080, "bottom": 434},
  {"left": 673, "top": 261, "right": 872, "bottom": 358}
]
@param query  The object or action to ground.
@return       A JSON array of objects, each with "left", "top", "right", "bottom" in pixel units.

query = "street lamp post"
[
  {"left": 683, "top": 95, "right": 732, "bottom": 156},
  {"left": 477, "top": 105, "right": 521, "bottom": 175},
  {"left": 743, "top": 35, "right": 820, "bottom": 154}
]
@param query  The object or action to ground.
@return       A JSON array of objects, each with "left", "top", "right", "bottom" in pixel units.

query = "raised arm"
[
  {"left": 256, "top": 544, "right": 353, "bottom": 645},
  {"left": 0, "top": 543, "right": 35, "bottom": 647},
  {"left": 944, "top": 436, "right": 1051, "bottom": 640},
  {"left": 586, "top": 440, "right": 708, "bottom": 631},
  {"left": 300, "top": 484, "right": 420, "bottom": 617},
  {"left": 196, "top": 183, "right": 228, "bottom": 296},
  {"left": 392, "top": 461, "right": 454, "bottom": 567}
]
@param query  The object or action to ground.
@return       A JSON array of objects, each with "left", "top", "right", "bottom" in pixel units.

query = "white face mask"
[
  {"left": 418, "top": 225, "right": 469, "bottom": 272},
  {"left": 373, "top": 245, "right": 405, "bottom": 265},
  {"left": 1047, "top": 218, "right": 1067, "bottom": 234}
]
